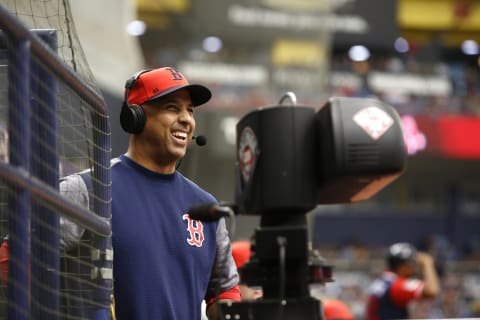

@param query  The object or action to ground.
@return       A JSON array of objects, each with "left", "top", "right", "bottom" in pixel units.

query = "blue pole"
[
  {"left": 29, "top": 42, "right": 42, "bottom": 320},
  {"left": 30, "top": 29, "right": 60, "bottom": 320},
  {"left": 7, "top": 37, "right": 31, "bottom": 320}
]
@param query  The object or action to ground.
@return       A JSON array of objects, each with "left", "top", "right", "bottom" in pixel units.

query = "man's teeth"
[{"left": 172, "top": 131, "right": 187, "bottom": 139}]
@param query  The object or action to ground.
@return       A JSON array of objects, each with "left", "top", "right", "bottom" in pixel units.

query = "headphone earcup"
[{"left": 120, "top": 102, "right": 146, "bottom": 134}]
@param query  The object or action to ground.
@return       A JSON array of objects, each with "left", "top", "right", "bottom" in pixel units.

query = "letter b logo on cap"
[{"left": 167, "top": 67, "right": 184, "bottom": 81}]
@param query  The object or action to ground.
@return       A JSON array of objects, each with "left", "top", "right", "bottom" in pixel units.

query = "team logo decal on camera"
[
  {"left": 353, "top": 106, "right": 394, "bottom": 140},
  {"left": 238, "top": 126, "right": 259, "bottom": 184}
]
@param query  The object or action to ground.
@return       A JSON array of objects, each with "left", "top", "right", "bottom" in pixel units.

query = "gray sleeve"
[
  {"left": 206, "top": 218, "right": 239, "bottom": 300},
  {"left": 59, "top": 174, "right": 89, "bottom": 250}
]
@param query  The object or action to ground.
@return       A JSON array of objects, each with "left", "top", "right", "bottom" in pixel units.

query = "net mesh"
[
  {"left": 0, "top": 0, "right": 101, "bottom": 96},
  {"left": 0, "top": 1, "right": 111, "bottom": 319}
]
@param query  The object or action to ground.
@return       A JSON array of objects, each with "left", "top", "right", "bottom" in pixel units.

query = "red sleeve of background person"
[
  {"left": 323, "top": 298, "right": 354, "bottom": 320},
  {"left": 389, "top": 278, "right": 424, "bottom": 307},
  {"left": 0, "top": 240, "right": 8, "bottom": 286}
]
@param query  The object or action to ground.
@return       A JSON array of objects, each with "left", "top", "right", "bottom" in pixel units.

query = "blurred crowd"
[
  {"left": 314, "top": 234, "right": 480, "bottom": 319},
  {"left": 329, "top": 54, "right": 480, "bottom": 117},
  {"left": 312, "top": 269, "right": 480, "bottom": 319},
  {"left": 200, "top": 53, "right": 480, "bottom": 119}
]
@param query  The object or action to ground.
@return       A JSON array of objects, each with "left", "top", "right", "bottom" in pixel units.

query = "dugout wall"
[{"left": 0, "top": 4, "right": 112, "bottom": 320}]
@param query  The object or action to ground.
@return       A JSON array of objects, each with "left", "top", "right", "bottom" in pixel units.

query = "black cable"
[
  {"left": 277, "top": 236, "right": 287, "bottom": 301},
  {"left": 277, "top": 236, "right": 287, "bottom": 320}
]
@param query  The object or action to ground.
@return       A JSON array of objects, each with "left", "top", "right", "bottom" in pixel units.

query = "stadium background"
[
  {"left": 76, "top": 0, "right": 480, "bottom": 318},
  {"left": 2, "top": 0, "right": 480, "bottom": 318}
]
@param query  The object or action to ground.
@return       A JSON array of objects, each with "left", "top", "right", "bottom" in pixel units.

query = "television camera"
[{"left": 192, "top": 93, "right": 407, "bottom": 319}]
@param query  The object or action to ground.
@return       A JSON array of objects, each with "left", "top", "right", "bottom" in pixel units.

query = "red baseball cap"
[
  {"left": 322, "top": 299, "right": 354, "bottom": 320},
  {"left": 126, "top": 67, "right": 211, "bottom": 107},
  {"left": 231, "top": 241, "right": 251, "bottom": 269}
]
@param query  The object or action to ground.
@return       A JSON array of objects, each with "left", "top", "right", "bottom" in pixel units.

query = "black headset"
[{"left": 120, "top": 69, "right": 152, "bottom": 134}]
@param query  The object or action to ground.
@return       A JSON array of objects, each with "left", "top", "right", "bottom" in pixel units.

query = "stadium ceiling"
[
  {"left": 136, "top": 0, "right": 398, "bottom": 49},
  {"left": 136, "top": 0, "right": 480, "bottom": 50}
]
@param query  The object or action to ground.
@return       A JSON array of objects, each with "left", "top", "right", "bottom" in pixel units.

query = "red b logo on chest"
[{"left": 182, "top": 214, "right": 205, "bottom": 247}]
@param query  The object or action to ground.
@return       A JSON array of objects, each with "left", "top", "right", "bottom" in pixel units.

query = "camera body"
[
  {"left": 221, "top": 96, "right": 406, "bottom": 319},
  {"left": 235, "top": 96, "right": 406, "bottom": 216}
]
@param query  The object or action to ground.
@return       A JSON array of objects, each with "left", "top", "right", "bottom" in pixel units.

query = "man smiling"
[{"left": 60, "top": 67, "right": 240, "bottom": 319}]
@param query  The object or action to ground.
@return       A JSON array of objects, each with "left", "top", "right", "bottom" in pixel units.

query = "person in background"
[
  {"left": 0, "top": 235, "right": 7, "bottom": 318},
  {"left": 231, "top": 240, "right": 263, "bottom": 301},
  {"left": 60, "top": 67, "right": 240, "bottom": 319},
  {"left": 366, "top": 242, "right": 440, "bottom": 320},
  {"left": 232, "top": 240, "right": 355, "bottom": 319}
]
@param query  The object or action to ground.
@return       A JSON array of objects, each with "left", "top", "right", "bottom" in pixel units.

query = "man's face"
[
  {"left": 141, "top": 88, "right": 196, "bottom": 165},
  {"left": 397, "top": 261, "right": 416, "bottom": 277}
]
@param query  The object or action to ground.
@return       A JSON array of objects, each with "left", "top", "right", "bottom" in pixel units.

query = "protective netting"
[
  {"left": 0, "top": 0, "right": 102, "bottom": 97},
  {"left": 0, "top": 1, "right": 112, "bottom": 319}
]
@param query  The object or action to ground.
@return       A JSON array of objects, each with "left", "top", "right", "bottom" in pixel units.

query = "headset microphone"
[{"left": 192, "top": 135, "right": 207, "bottom": 146}]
